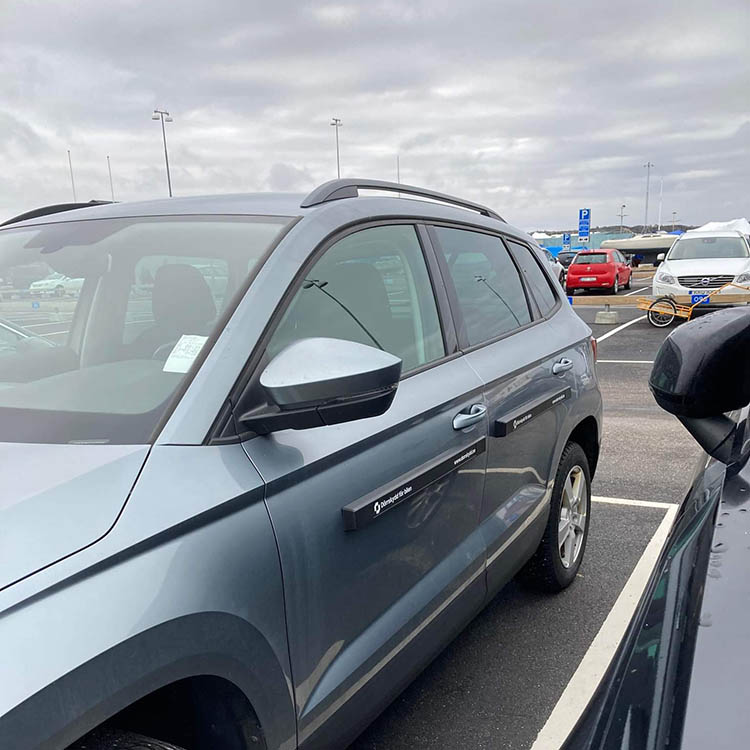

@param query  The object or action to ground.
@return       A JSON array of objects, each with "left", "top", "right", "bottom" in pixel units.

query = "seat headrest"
[{"left": 152, "top": 264, "right": 217, "bottom": 330}]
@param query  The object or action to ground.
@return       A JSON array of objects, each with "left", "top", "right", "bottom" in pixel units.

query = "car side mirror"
[
  {"left": 657, "top": 252, "right": 665, "bottom": 261},
  {"left": 239, "top": 338, "right": 402, "bottom": 435},
  {"left": 650, "top": 308, "right": 750, "bottom": 465}
]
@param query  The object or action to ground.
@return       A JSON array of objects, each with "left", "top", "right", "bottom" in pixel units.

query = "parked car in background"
[
  {"left": 652, "top": 229, "right": 750, "bottom": 298},
  {"left": 565, "top": 306, "right": 750, "bottom": 750},
  {"left": 0, "top": 180, "right": 601, "bottom": 750},
  {"left": 566, "top": 249, "right": 632, "bottom": 294},
  {"left": 557, "top": 250, "right": 578, "bottom": 269},
  {"left": 28, "top": 271, "right": 84, "bottom": 297},
  {"left": 537, "top": 245, "right": 566, "bottom": 285}
]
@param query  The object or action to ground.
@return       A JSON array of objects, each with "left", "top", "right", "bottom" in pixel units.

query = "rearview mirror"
[
  {"left": 650, "top": 308, "right": 750, "bottom": 464},
  {"left": 239, "top": 338, "right": 402, "bottom": 435}
]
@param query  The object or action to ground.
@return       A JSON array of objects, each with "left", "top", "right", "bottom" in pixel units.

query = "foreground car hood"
[
  {"left": 663, "top": 257, "right": 750, "bottom": 278},
  {"left": 0, "top": 443, "right": 149, "bottom": 591}
]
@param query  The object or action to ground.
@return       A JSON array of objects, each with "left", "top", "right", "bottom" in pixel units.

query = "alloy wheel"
[{"left": 558, "top": 465, "right": 588, "bottom": 568}]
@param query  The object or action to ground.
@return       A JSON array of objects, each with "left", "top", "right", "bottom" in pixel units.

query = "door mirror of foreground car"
[
  {"left": 239, "top": 337, "right": 402, "bottom": 435},
  {"left": 650, "top": 307, "right": 750, "bottom": 465},
  {"left": 657, "top": 252, "right": 665, "bottom": 261}
]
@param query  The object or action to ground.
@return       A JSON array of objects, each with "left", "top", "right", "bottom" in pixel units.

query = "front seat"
[{"left": 126, "top": 263, "right": 217, "bottom": 360}]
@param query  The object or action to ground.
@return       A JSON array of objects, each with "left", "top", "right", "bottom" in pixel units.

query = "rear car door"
[
  {"left": 430, "top": 227, "right": 575, "bottom": 594},
  {"left": 241, "top": 223, "right": 488, "bottom": 749}
]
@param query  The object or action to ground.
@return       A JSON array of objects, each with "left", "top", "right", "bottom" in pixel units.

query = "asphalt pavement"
[{"left": 350, "top": 276, "right": 700, "bottom": 750}]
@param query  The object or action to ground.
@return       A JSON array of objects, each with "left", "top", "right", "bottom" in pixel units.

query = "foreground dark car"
[{"left": 565, "top": 307, "right": 750, "bottom": 750}]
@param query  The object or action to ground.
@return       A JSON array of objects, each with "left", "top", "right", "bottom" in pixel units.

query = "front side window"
[
  {"left": 508, "top": 240, "right": 558, "bottom": 316},
  {"left": 0, "top": 215, "right": 291, "bottom": 443},
  {"left": 269, "top": 225, "right": 445, "bottom": 373},
  {"left": 668, "top": 236, "right": 748, "bottom": 260},
  {"left": 433, "top": 227, "right": 531, "bottom": 346}
]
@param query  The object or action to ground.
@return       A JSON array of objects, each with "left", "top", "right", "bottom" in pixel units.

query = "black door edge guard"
[
  {"left": 493, "top": 387, "right": 571, "bottom": 438},
  {"left": 342, "top": 437, "right": 486, "bottom": 531}
]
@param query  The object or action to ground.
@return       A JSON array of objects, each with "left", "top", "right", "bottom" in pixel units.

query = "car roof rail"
[
  {"left": 300, "top": 178, "right": 505, "bottom": 222},
  {"left": 1, "top": 200, "right": 113, "bottom": 227}
]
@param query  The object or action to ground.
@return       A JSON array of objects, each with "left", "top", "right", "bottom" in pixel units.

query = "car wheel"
[
  {"left": 71, "top": 728, "right": 186, "bottom": 749},
  {"left": 624, "top": 273, "right": 631, "bottom": 290},
  {"left": 519, "top": 442, "right": 591, "bottom": 592},
  {"left": 611, "top": 277, "right": 619, "bottom": 294}
]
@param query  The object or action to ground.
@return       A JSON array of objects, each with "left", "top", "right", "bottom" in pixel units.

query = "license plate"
[{"left": 580, "top": 277, "right": 596, "bottom": 281}]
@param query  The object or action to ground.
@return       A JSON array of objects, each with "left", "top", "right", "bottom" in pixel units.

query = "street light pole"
[
  {"left": 643, "top": 161, "right": 654, "bottom": 233},
  {"left": 330, "top": 117, "right": 342, "bottom": 178},
  {"left": 672, "top": 210, "right": 679, "bottom": 232},
  {"left": 106, "top": 155, "right": 115, "bottom": 201},
  {"left": 67, "top": 150, "right": 77, "bottom": 202},
  {"left": 152, "top": 109, "right": 173, "bottom": 197},
  {"left": 618, "top": 204, "right": 627, "bottom": 234},
  {"left": 396, "top": 153, "right": 400, "bottom": 184}
]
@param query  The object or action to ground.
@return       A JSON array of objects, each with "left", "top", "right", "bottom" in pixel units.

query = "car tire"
[
  {"left": 71, "top": 728, "right": 186, "bottom": 750},
  {"left": 519, "top": 442, "right": 591, "bottom": 593},
  {"left": 611, "top": 277, "right": 619, "bottom": 295},
  {"left": 624, "top": 273, "right": 631, "bottom": 290}
]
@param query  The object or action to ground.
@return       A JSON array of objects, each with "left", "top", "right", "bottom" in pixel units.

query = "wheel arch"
[
  {"left": 0, "top": 613, "right": 294, "bottom": 750},
  {"left": 567, "top": 415, "right": 600, "bottom": 478}
]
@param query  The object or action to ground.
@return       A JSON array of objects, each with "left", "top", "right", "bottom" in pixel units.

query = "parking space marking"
[
  {"left": 596, "top": 359, "right": 654, "bottom": 364},
  {"left": 595, "top": 315, "right": 646, "bottom": 343},
  {"left": 530, "top": 500, "right": 678, "bottom": 750},
  {"left": 592, "top": 495, "right": 677, "bottom": 508},
  {"left": 623, "top": 287, "right": 643, "bottom": 296}
]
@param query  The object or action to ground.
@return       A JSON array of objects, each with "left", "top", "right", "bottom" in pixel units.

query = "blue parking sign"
[
  {"left": 578, "top": 208, "right": 591, "bottom": 243},
  {"left": 562, "top": 232, "right": 571, "bottom": 250},
  {"left": 31, "top": 301, "right": 40, "bottom": 309}
]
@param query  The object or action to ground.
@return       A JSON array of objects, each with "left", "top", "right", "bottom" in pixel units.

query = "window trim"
[
  {"left": 210, "top": 219, "right": 459, "bottom": 444},
  {"left": 426, "top": 222, "right": 546, "bottom": 353}
]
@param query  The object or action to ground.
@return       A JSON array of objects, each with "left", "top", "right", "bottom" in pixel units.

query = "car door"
[
  {"left": 429, "top": 227, "right": 574, "bottom": 595},
  {"left": 241, "top": 223, "right": 488, "bottom": 749}
]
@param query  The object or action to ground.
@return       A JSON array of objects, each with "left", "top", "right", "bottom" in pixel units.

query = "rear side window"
[
  {"left": 268, "top": 225, "right": 445, "bottom": 373},
  {"left": 507, "top": 240, "right": 558, "bottom": 317},
  {"left": 433, "top": 227, "right": 531, "bottom": 346}
]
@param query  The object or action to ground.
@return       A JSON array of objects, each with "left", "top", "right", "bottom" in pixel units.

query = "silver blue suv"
[{"left": 0, "top": 180, "right": 601, "bottom": 750}]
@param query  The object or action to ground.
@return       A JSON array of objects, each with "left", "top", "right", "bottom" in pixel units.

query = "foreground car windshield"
[
  {"left": 0, "top": 215, "right": 291, "bottom": 444},
  {"left": 669, "top": 236, "right": 748, "bottom": 260},
  {"left": 573, "top": 253, "right": 607, "bottom": 264}
]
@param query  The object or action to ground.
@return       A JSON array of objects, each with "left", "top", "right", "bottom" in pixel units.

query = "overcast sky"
[{"left": 1, "top": 0, "right": 748, "bottom": 230}]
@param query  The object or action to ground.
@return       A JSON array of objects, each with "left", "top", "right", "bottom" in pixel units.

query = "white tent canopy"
[{"left": 693, "top": 218, "right": 750, "bottom": 235}]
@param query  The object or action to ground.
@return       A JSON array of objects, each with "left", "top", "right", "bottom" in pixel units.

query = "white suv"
[{"left": 652, "top": 230, "right": 750, "bottom": 298}]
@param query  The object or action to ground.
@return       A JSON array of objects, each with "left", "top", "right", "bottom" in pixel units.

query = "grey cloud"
[{"left": 0, "top": 0, "right": 747, "bottom": 228}]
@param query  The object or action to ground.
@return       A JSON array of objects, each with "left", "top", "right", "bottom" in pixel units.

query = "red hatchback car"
[{"left": 566, "top": 249, "right": 632, "bottom": 294}]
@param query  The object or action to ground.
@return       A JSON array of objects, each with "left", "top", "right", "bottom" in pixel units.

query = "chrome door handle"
[
  {"left": 453, "top": 404, "right": 487, "bottom": 430},
  {"left": 552, "top": 358, "right": 574, "bottom": 375}
]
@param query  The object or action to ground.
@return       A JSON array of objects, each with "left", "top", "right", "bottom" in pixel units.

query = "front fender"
[{"left": 0, "top": 612, "right": 292, "bottom": 750}]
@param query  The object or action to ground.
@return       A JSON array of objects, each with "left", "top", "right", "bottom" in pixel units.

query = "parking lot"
[{"left": 350, "top": 272, "right": 700, "bottom": 750}]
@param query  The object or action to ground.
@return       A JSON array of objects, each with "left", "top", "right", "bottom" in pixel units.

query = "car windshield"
[
  {"left": 668, "top": 236, "right": 748, "bottom": 260},
  {"left": 573, "top": 253, "right": 607, "bottom": 264},
  {"left": 0, "top": 214, "right": 291, "bottom": 444}
]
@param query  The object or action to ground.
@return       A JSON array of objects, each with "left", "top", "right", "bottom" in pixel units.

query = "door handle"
[
  {"left": 552, "top": 358, "right": 574, "bottom": 375},
  {"left": 453, "top": 404, "right": 487, "bottom": 430}
]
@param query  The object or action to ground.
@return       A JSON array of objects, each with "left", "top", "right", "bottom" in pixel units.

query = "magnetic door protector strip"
[
  {"left": 493, "top": 387, "right": 571, "bottom": 438},
  {"left": 342, "top": 437, "right": 486, "bottom": 531}
]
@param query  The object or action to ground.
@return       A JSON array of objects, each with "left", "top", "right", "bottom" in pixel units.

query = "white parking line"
[
  {"left": 530, "top": 499, "right": 678, "bottom": 750},
  {"left": 592, "top": 495, "right": 676, "bottom": 508},
  {"left": 624, "top": 287, "right": 643, "bottom": 296},
  {"left": 595, "top": 315, "right": 646, "bottom": 342}
]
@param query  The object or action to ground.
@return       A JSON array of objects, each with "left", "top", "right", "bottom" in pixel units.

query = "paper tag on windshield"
[{"left": 163, "top": 335, "right": 208, "bottom": 373}]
